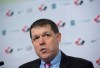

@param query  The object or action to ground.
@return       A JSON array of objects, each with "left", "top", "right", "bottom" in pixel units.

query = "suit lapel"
[
  {"left": 32, "top": 59, "right": 41, "bottom": 68},
  {"left": 60, "top": 52, "right": 71, "bottom": 68}
]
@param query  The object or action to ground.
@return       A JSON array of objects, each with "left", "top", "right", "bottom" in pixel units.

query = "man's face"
[{"left": 31, "top": 25, "right": 61, "bottom": 62}]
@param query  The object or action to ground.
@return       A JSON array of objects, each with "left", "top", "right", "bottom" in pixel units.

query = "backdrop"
[{"left": 0, "top": 0, "right": 100, "bottom": 68}]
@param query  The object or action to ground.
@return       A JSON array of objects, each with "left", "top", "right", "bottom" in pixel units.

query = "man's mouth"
[{"left": 40, "top": 48, "right": 47, "bottom": 53}]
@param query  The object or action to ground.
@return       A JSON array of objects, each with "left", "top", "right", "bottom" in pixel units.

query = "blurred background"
[{"left": 0, "top": 0, "right": 100, "bottom": 68}]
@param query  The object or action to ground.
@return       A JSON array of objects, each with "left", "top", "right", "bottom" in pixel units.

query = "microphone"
[{"left": 0, "top": 61, "right": 4, "bottom": 66}]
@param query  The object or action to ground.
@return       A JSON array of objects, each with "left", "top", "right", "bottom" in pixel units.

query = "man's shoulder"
[
  {"left": 61, "top": 52, "right": 94, "bottom": 68},
  {"left": 62, "top": 52, "right": 91, "bottom": 63},
  {"left": 66, "top": 55, "right": 92, "bottom": 64},
  {"left": 19, "top": 59, "right": 40, "bottom": 68}
]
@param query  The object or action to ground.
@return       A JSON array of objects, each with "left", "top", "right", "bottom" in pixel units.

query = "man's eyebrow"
[
  {"left": 32, "top": 35, "right": 38, "bottom": 39},
  {"left": 44, "top": 31, "right": 51, "bottom": 34},
  {"left": 32, "top": 31, "right": 51, "bottom": 38},
  {"left": 42, "top": 32, "right": 52, "bottom": 35}
]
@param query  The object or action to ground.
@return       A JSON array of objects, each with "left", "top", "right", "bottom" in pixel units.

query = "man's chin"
[{"left": 40, "top": 54, "right": 50, "bottom": 60}]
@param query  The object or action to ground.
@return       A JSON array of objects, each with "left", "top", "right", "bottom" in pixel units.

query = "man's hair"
[{"left": 30, "top": 18, "right": 59, "bottom": 39}]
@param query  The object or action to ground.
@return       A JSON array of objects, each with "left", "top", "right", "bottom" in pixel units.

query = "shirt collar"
[{"left": 41, "top": 50, "right": 61, "bottom": 65}]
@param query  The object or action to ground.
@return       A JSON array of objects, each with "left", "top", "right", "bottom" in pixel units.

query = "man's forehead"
[
  {"left": 33, "top": 25, "right": 51, "bottom": 29},
  {"left": 32, "top": 31, "right": 52, "bottom": 38},
  {"left": 31, "top": 25, "right": 52, "bottom": 32},
  {"left": 31, "top": 27, "right": 52, "bottom": 35}
]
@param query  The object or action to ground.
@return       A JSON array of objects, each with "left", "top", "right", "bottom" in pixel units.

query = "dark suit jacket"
[{"left": 19, "top": 51, "right": 94, "bottom": 68}]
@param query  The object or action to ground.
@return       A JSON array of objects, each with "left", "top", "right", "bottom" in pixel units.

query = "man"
[{"left": 19, "top": 19, "right": 94, "bottom": 68}]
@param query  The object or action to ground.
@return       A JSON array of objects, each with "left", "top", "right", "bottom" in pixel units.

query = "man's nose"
[{"left": 39, "top": 37, "right": 45, "bottom": 45}]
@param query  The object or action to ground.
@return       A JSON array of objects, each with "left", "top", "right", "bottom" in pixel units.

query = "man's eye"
[
  {"left": 45, "top": 34, "right": 51, "bottom": 37},
  {"left": 33, "top": 37, "right": 39, "bottom": 41}
]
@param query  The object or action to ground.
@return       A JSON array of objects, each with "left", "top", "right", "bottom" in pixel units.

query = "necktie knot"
[{"left": 44, "top": 62, "right": 51, "bottom": 68}]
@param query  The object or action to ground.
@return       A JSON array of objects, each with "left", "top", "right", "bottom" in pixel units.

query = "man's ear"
[{"left": 57, "top": 33, "right": 61, "bottom": 43}]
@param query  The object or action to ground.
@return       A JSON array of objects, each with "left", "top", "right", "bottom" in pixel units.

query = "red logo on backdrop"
[
  {"left": 6, "top": 10, "right": 14, "bottom": 16},
  {"left": 38, "top": 4, "right": 47, "bottom": 11},
  {"left": 22, "top": 25, "right": 29, "bottom": 32},
  {"left": 5, "top": 46, "right": 13, "bottom": 54},
  {"left": 75, "top": 38, "right": 85, "bottom": 45},
  {"left": 56, "top": 20, "right": 66, "bottom": 27},
  {"left": 94, "top": 15, "right": 100, "bottom": 23},
  {"left": 96, "top": 58, "right": 100, "bottom": 65},
  {"left": 74, "top": 0, "right": 83, "bottom": 5}
]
